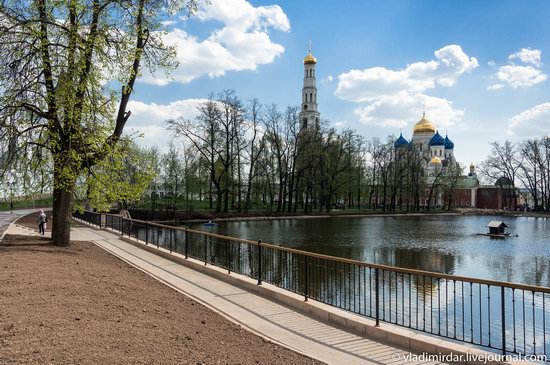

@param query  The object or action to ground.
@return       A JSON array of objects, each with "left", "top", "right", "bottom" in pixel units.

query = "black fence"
[{"left": 74, "top": 211, "right": 550, "bottom": 360}]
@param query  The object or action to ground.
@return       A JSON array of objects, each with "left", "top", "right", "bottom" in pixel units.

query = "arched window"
[
  {"left": 310, "top": 93, "right": 313, "bottom": 103},
  {"left": 303, "top": 118, "right": 308, "bottom": 128}
]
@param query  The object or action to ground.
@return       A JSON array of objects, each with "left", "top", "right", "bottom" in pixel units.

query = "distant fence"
[{"left": 74, "top": 211, "right": 550, "bottom": 360}]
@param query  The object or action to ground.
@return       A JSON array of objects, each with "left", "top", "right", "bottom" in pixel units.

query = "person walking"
[{"left": 36, "top": 209, "right": 47, "bottom": 235}]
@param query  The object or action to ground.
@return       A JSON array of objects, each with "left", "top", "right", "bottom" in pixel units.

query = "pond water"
[{"left": 192, "top": 215, "right": 550, "bottom": 287}]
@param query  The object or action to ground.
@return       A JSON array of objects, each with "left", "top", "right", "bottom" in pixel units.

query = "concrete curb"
[{"left": 77, "top": 220, "right": 518, "bottom": 365}]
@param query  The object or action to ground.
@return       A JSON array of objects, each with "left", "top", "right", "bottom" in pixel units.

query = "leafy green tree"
[
  {"left": 0, "top": 0, "right": 199, "bottom": 245},
  {"left": 76, "top": 140, "right": 156, "bottom": 212}
]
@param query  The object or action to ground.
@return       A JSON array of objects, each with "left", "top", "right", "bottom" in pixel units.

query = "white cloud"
[
  {"left": 321, "top": 75, "right": 333, "bottom": 84},
  {"left": 125, "top": 99, "right": 206, "bottom": 148},
  {"left": 335, "top": 45, "right": 478, "bottom": 103},
  {"left": 335, "top": 45, "right": 475, "bottom": 129},
  {"left": 196, "top": 0, "right": 290, "bottom": 32},
  {"left": 493, "top": 65, "right": 547, "bottom": 89},
  {"left": 509, "top": 47, "right": 542, "bottom": 67},
  {"left": 333, "top": 120, "right": 347, "bottom": 128},
  {"left": 353, "top": 92, "right": 464, "bottom": 129},
  {"left": 487, "top": 83, "right": 504, "bottom": 91},
  {"left": 489, "top": 48, "right": 546, "bottom": 90},
  {"left": 140, "top": 0, "right": 290, "bottom": 85},
  {"left": 508, "top": 102, "right": 550, "bottom": 137}
]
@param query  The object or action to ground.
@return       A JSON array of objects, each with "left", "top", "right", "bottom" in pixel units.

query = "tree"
[
  {"left": 0, "top": 0, "right": 200, "bottom": 245},
  {"left": 76, "top": 140, "right": 156, "bottom": 212},
  {"left": 480, "top": 141, "right": 521, "bottom": 208},
  {"left": 263, "top": 104, "right": 288, "bottom": 212},
  {"left": 162, "top": 141, "right": 184, "bottom": 218},
  {"left": 243, "top": 98, "right": 265, "bottom": 212},
  {"left": 425, "top": 164, "right": 445, "bottom": 211},
  {"left": 441, "top": 161, "right": 463, "bottom": 210}
]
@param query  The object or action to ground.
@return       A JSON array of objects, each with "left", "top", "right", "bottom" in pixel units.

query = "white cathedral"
[{"left": 393, "top": 114, "right": 456, "bottom": 176}]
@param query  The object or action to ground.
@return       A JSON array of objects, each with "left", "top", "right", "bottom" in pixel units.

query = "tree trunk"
[{"left": 52, "top": 185, "right": 73, "bottom": 246}]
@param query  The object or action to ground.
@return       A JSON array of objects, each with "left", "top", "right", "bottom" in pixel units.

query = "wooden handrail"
[{"left": 88, "top": 211, "right": 550, "bottom": 294}]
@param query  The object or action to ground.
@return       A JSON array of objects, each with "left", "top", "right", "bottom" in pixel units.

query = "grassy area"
[{"left": 0, "top": 196, "right": 53, "bottom": 211}]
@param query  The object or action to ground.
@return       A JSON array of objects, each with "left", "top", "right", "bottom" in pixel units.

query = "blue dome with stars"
[
  {"left": 429, "top": 131, "right": 445, "bottom": 147},
  {"left": 394, "top": 133, "right": 409, "bottom": 148},
  {"left": 444, "top": 135, "right": 454, "bottom": 150}
]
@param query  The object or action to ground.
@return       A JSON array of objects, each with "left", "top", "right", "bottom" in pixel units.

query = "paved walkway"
[
  {"left": 0, "top": 209, "right": 43, "bottom": 240},
  {"left": 65, "top": 226, "right": 448, "bottom": 365}
]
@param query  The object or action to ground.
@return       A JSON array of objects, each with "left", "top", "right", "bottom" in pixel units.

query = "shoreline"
[
  {"left": 167, "top": 209, "right": 549, "bottom": 224},
  {"left": 177, "top": 211, "right": 461, "bottom": 224}
]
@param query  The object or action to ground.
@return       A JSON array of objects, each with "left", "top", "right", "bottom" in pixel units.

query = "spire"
[
  {"left": 299, "top": 39, "right": 320, "bottom": 130},
  {"left": 303, "top": 41, "right": 317, "bottom": 65}
]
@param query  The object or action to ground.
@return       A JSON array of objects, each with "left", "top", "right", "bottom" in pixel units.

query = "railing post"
[
  {"left": 145, "top": 221, "right": 148, "bottom": 245},
  {"left": 304, "top": 255, "right": 309, "bottom": 302},
  {"left": 257, "top": 240, "right": 262, "bottom": 285},
  {"left": 375, "top": 268, "right": 380, "bottom": 327},
  {"left": 169, "top": 228, "right": 173, "bottom": 253},
  {"left": 204, "top": 235, "right": 208, "bottom": 265},
  {"left": 121, "top": 218, "right": 124, "bottom": 236},
  {"left": 501, "top": 286, "right": 506, "bottom": 355},
  {"left": 227, "top": 239, "right": 231, "bottom": 274},
  {"left": 184, "top": 229, "right": 189, "bottom": 259}
]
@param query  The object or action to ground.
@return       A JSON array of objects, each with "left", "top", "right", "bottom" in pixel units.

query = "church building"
[{"left": 394, "top": 113, "right": 456, "bottom": 176}]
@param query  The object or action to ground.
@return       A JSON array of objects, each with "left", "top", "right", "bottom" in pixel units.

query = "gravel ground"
[{"left": 0, "top": 233, "right": 322, "bottom": 365}]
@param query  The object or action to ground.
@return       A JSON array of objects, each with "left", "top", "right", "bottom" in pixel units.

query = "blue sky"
[{"left": 128, "top": 0, "right": 550, "bottom": 166}]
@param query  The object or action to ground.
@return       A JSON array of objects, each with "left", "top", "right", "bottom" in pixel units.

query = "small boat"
[
  {"left": 203, "top": 220, "right": 217, "bottom": 227},
  {"left": 475, "top": 220, "right": 516, "bottom": 238}
]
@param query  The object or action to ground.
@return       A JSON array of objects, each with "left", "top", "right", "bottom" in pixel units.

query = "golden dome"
[
  {"left": 304, "top": 52, "right": 317, "bottom": 65},
  {"left": 431, "top": 156, "right": 442, "bottom": 164},
  {"left": 413, "top": 114, "right": 436, "bottom": 134}
]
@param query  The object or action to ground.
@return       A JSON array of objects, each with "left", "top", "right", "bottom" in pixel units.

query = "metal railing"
[{"left": 74, "top": 211, "right": 550, "bottom": 360}]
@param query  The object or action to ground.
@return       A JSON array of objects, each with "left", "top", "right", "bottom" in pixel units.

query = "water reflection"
[{"left": 191, "top": 215, "right": 550, "bottom": 287}]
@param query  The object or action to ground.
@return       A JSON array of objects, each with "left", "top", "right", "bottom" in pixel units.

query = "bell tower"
[{"left": 299, "top": 41, "right": 320, "bottom": 130}]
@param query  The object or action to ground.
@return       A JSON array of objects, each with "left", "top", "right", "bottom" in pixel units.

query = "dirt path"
[{"left": 0, "top": 234, "right": 321, "bottom": 364}]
